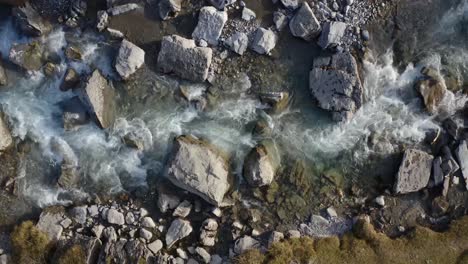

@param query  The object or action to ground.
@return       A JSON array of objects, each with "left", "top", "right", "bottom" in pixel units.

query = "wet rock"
[
  {"left": 52, "top": 234, "right": 102, "bottom": 264},
  {"left": 251, "top": 28, "right": 277, "bottom": 55},
  {"left": 36, "top": 209, "right": 65, "bottom": 241},
  {"left": 192, "top": 6, "right": 228, "bottom": 46},
  {"left": 0, "top": 113, "right": 13, "bottom": 152},
  {"left": 226, "top": 32, "right": 249, "bottom": 55},
  {"left": 233, "top": 235, "right": 260, "bottom": 255},
  {"left": 107, "top": 3, "right": 139, "bottom": 16},
  {"left": 289, "top": 2, "right": 321, "bottom": 41},
  {"left": 166, "top": 218, "right": 193, "bottom": 248},
  {"left": 60, "top": 68, "right": 80, "bottom": 91},
  {"left": 243, "top": 140, "right": 280, "bottom": 187},
  {"left": 107, "top": 209, "right": 125, "bottom": 225},
  {"left": 115, "top": 39, "right": 145, "bottom": 80},
  {"left": 60, "top": 96, "right": 89, "bottom": 131},
  {"left": 173, "top": 200, "right": 192, "bottom": 218},
  {"left": 43, "top": 62, "right": 58, "bottom": 77},
  {"left": 9, "top": 41, "right": 44, "bottom": 71},
  {"left": 0, "top": 59, "right": 7, "bottom": 86},
  {"left": 12, "top": 3, "right": 52, "bottom": 37},
  {"left": 148, "top": 239, "right": 163, "bottom": 255},
  {"left": 273, "top": 11, "right": 288, "bottom": 31},
  {"left": 241, "top": 7, "right": 256, "bottom": 21},
  {"left": 259, "top": 91, "right": 290, "bottom": 113},
  {"left": 82, "top": 70, "right": 116, "bottom": 128},
  {"left": 159, "top": 0, "right": 182, "bottom": 20},
  {"left": 280, "top": 0, "right": 299, "bottom": 10},
  {"left": 309, "top": 52, "right": 363, "bottom": 121},
  {"left": 106, "top": 28, "right": 125, "bottom": 39},
  {"left": 455, "top": 140, "right": 468, "bottom": 191},
  {"left": 394, "top": 149, "right": 433, "bottom": 194},
  {"left": 50, "top": 137, "right": 80, "bottom": 189},
  {"left": 166, "top": 135, "right": 232, "bottom": 206},
  {"left": 415, "top": 67, "right": 447, "bottom": 114},
  {"left": 318, "top": 21, "right": 347, "bottom": 49},
  {"left": 157, "top": 35, "right": 213, "bottom": 82},
  {"left": 96, "top": 10, "right": 109, "bottom": 32},
  {"left": 65, "top": 46, "right": 83, "bottom": 61}
]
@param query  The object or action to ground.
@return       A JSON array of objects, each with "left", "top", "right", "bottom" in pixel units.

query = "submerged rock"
[
  {"left": 165, "top": 135, "right": 232, "bottom": 206},
  {"left": 455, "top": 140, "right": 468, "bottom": 191},
  {"left": 115, "top": 39, "right": 145, "bottom": 80},
  {"left": 318, "top": 21, "right": 347, "bottom": 49},
  {"left": 243, "top": 140, "right": 280, "bottom": 187},
  {"left": 166, "top": 218, "right": 193, "bottom": 248},
  {"left": 192, "top": 6, "right": 228, "bottom": 46},
  {"left": 60, "top": 68, "right": 80, "bottom": 91},
  {"left": 0, "top": 113, "right": 13, "bottom": 152},
  {"left": 159, "top": 0, "right": 182, "bottom": 20},
  {"left": 289, "top": 2, "right": 321, "bottom": 41},
  {"left": 251, "top": 28, "right": 277, "bottom": 55},
  {"left": 12, "top": 3, "right": 52, "bottom": 37},
  {"left": 394, "top": 149, "right": 433, "bottom": 194},
  {"left": 82, "top": 70, "right": 116, "bottom": 129},
  {"left": 0, "top": 59, "right": 7, "bottom": 86},
  {"left": 157, "top": 35, "right": 213, "bottom": 82},
  {"left": 9, "top": 41, "right": 44, "bottom": 71},
  {"left": 415, "top": 67, "right": 447, "bottom": 114},
  {"left": 309, "top": 52, "right": 363, "bottom": 121}
]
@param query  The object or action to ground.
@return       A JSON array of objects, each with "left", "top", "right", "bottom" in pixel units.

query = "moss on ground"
[
  {"left": 234, "top": 216, "right": 468, "bottom": 264},
  {"left": 10, "top": 221, "right": 51, "bottom": 264},
  {"left": 56, "top": 245, "right": 86, "bottom": 264}
]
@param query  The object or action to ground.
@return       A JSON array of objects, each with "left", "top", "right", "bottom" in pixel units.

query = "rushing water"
[{"left": 1, "top": 0, "right": 468, "bottom": 208}]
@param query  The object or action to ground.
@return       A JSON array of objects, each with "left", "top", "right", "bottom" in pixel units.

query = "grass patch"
[{"left": 10, "top": 221, "right": 51, "bottom": 264}]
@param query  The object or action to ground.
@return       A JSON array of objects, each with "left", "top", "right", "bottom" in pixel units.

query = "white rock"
[
  {"left": 92, "top": 225, "right": 104, "bottom": 239},
  {"left": 125, "top": 212, "right": 136, "bottom": 225},
  {"left": 196, "top": 247, "right": 211, "bottom": 263},
  {"left": 148, "top": 239, "right": 163, "bottom": 254},
  {"left": 173, "top": 200, "right": 193, "bottom": 218},
  {"left": 211, "top": 207, "right": 222, "bottom": 217},
  {"left": 375, "top": 195, "right": 385, "bottom": 207},
  {"left": 289, "top": 2, "right": 321, "bottom": 41},
  {"left": 241, "top": 7, "right": 256, "bottom": 21},
  {"left": 286, "top": 230, "right": 301, "bottom": 238},
  {"left": 177, "top": 248, "right": 188, "bottom": 259},
  {"left": 141, "top": 216, "right": 156, "bottom": 228},
  {"left": 107, "top": 3, "right": 140, "bottom": 16},
  {"left": 166, "top": 218, "right": 193, "bottom": 248},
  {"left": 107, "top": 209, "right": 125, "bottom": 225},
  {"left": 318, "top": 21, "right": 347, "bottom": 49},
  {"left": 326, "top": 207, "right": 338, "bottom": 218}
]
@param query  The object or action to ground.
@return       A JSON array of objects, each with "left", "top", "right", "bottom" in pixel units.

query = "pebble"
[
  {"left": 140, "top": 228, "right": 153, "bottom": 240},
  {"left": 141, "top": 216, "right": 156, "bottom": 228},
  {"left": 148, "top": 240, "right": 163, "bottom": 255},
  {"left": 375, "top": 195, "right": 385, "bottom": 207}
]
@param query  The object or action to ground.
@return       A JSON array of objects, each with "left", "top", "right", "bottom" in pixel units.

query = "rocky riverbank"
[{"left": 0, "top": 0, "right": 467, "bottom": 263}]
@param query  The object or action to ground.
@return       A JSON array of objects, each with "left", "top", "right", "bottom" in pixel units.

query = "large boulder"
[
  {"left": 250, "top": 28, "right": 277, "bottom": 55},
  {"left": 0, "top": 113, "right": 13, "bottom": 152},
  {"left": 36, "top": 208, "right": 65, "bottom": 241},
  {"left": 394, "top": 149, "right": 433, "bottom": 194},
  {"left": 455, "top": 140, "right": 468, "bottom": 191},
  {"left": 415, "top": 67, "right": 447, "bottom": 114},
  {"left": 192, "top": 6, "right": 228, "bottom": 46},
  {"left": 12, "top": 3, "right": 52, "bottom": 37},
  {"left": 115, "top": 39, "right": 145, "bottom": 80},
  {"left": 9, "top": 41, "right": 44, "bottom": 71},
  {"left": 318, "top": 22, "right": 347, "bottom": 49},
  {"left": 309, "top": 52, "right": 363, "bottom": 122},
  {"left": 158, "top": 0, "right": 182, "bottom": 20},
  {"left": 165, "top": 135, "right": 232, "bottom": 206},
  {"left": 166, "top": 218, "right": 193, "bottom": 248},
  {"left": 289, "top": 2, "right": 321, "bottom": 41},
  {"left": 243, "top": 140, "right": 280, "bottom": 187},
  {"left": 82, "top": 70, "right": 116, "bottom": 129},
  {"left": 157, "top": 35, "right": 213, "bottom": 82},
  {"left": 0, "top": 59, "right": 7, "bottom": 86}
]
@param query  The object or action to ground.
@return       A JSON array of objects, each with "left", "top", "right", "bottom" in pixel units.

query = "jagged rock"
[
  {"left": 196, "top": 247, "right": 211, "bottom": 263},
  {"left": 233, "top": 236, "right": 260, "bottom": 255},
  {"left": 318, "top": 21, "right": 347, "bottom": 49},
  {"left": 148, "top": 239, "right": 163, "bottom": 255},
  {"left": 52, "top": 234, "right": 102, "bottom": 264},
  {"left": 65, "top": 46, "right": 83, "bottom": 61},
  {"left": 107, "top": 208, "right": 125, "bottom": 225},
  {"left": 309, "top": 52, "right": 363, "bottom": 121},
  {"left": 259, "top": 91, "right": 289, "bottom": 113},
  {"left": 43, "top": 62, "right": 58, "bottom": 77},
  {"left": 92, "top": 225, "right": 104, "bottom": 238},
  {"left": 107, "top": 3, "right": 139, "bottom": 16},
  {"left": 115, "top": 39, "right": 145, "bottom": 80},
  {"left": 61, "top": 68, "right": 80, "bottom": 91},
  {"left": 9, "top": 41, "right": 44, "bottom": 71},
  {"left": 98, "top": 239, "right": 148, "bottom": 264},
  {"left": 273, "top": 11, "right": 288, "bottom": 31},
  {"left": 12, "top": 3, "right": 52, "bottom": 37},
  {"left": 0, "top": 59, "right": 7, "bottom": 86},
  {"left": 0, "top": 113, "right": 13, "bottom": 152},
  {"left": 36, "top": 209, "right": 65, "bottom": 241},
  {"left": 280, "top": 0, "right": 299, "bottom": 9},
  {"left": 394, "top": 149, "right": 433, "bottom": 194},
  {"left": 192, "top": 6, "right": 228, "bottom": 46},
  {"left": 415, "top": 67, "right": 447, "bottom": 114},
  {"left": 166, "top": 135, "right": 232, "bottom": 206},
  {"left": 289, "top": 2, "right": 321, "bottom": 41},
  {"left": 226, "top": 32, "right": 249, "bottom": 55},
  {"left": 241, "top": 7, "right": 256, "bottom": 21},
  {"left": 173, "top": 200, "right": 192, "bottom": 218},
  {"left": 251, "top": 28, "right": 277, "bottom": 55},
  {"left": 455, "top": 140, "right": 468, "bottom": 191},
  {"left": 159, "top": 0, "right": 182, "bottom": 20},
  {"left": 166, "top": 218, "right": 193, "bottom": 248},
  {"left": 82, "top": 70, "right": 116, "bottom": 128},
  {"left": 96, "top": 10, "right": 109, "bottom": 32},
  {"left": 243, "top": 140, "right": 280, "bottom": 187},
  {"left": 157, "top": 35, "right": 213, "bottom": 82}
]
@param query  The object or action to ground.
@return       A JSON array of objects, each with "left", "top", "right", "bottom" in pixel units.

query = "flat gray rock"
[
  {"left": 107, "top": 208, "right": 125, "bottom": 225},
  {"left": 289, "top": 2, "right": 321, "bottom": 41},
  {"left": 192, "top": 6, "right": 228, "bottom": 46},
  {"left": 115, "top": 39, "right": 145, "bottom": 80},
  {"left": 394, "top": 149, "right": 433, "bottom": 194},
  {"left": 166, "top": 135, "right": 232, "bottom": 206},
  {"left": 318, "top": 21, "right": 347, "bottom": 49},
  {"left": 157, "top": 35, "right": 213, "bottom": 82},
  {"left": 226, "top": 32, "right": 249, "bottom": 55},
  {"left": 166, "top": 218, "right": 193, "bottom": 248},
  {"left": 83, "top": 70, "right": 116, "bottom": 129}
]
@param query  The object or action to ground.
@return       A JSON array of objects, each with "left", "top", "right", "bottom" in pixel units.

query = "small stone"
[
  {"left": 192, "top": 6, "right": 228, "bottom": 46},
  {"left": 375, "top": 195, "right": 385, "bottom": 207},
  {"left": 226, "top": 32, "right": 249, "bottom": 55},
  {"left": 65, "top": 46, "right": 83, "bottom": 61},
  {"left": 286, "top": 230, "right": 301, "bottom": 238},
  {"left": 361, "top": 30, "right": 370, "bottom": 41},
  {"left": 92, "top": 225, "right": 104, "bottom": 238},
  {"left": 115, "top": 39, "right": 145, "bottom": 80},
  {"left": 141, "top": 217, "right": 156, "bottom": 228},
  {"left": 103, "top": 226, "right": 117, "bottom": 241},
  {"left": 210, "top": 255, "right": 223, "bottom": 264},
  {"left": 326, "top": 207, "right": 338, "bottom": 218},
  {"left": 267, "top": 231, "right": 284, "bottom": 246},
  {"left": 173, "top": 200, "right": 193, "bottom": 218},
  {"left": 166, "top": 218, "right": 193, "bottom": 248},
  {"left": 107, "top": 209, "right": 125, "bottom": 225},
  {"left": 251, "top": 28, "right": 277, "bottom": 55},
  {"left": 148, "top": 239, "right": 163, "bottom": 255},
  {"left": 107, "top": 3, "right": 140, "bottom": 16},
  {"left": 241, "top": 7, "right": 256, "bottom": 21},
  {"left": 177, "top": 248, "right": 188, "bottom": 259},
  {"left": 196, "top": 247, "right": 211, "bottom": 263},
  {"left": 273, "top": 11, "right": 288, "bottom": 31},
  {"left": 140, "top": 208, "right": 149, "bottom": 217},
  {"left": 87, "top": 205, "right": 99, "bottom": 217},
  {"left": 158, "top": 191, "right": 181, "bottom": 213},
  {"left": 140, "top": 228, "right": 153, "bottom": 240},
  {"left": 60, "top": 218, "right": 72, "bottom": 229},
  {"left": 125, "top": 212, "right": 135, "bottom": 225}
]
